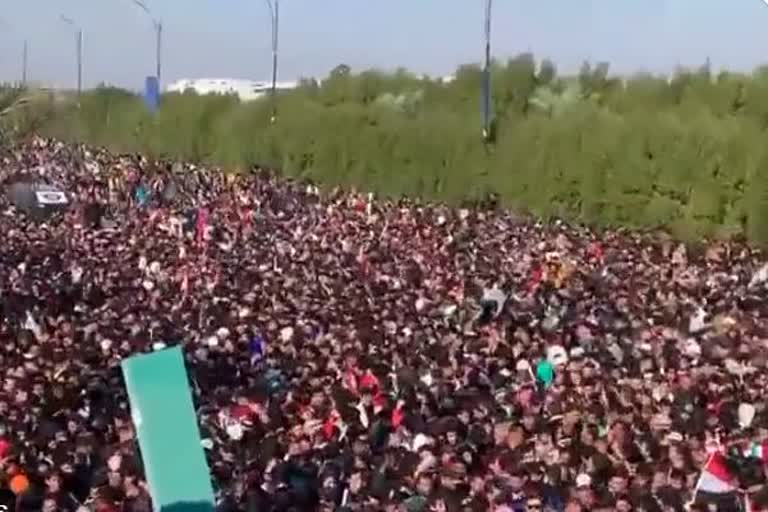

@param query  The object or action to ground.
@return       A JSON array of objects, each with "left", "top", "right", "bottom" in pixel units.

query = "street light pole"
[
  {"left": 155, "top": 20, "right": 162, "bottom": 85},
  {"left": 481, "top": 0, "right": 494, "bottom": 142},
  {"left": 22, "top": 40, "right": 28, "bottom": 85},
  {"left": 77, "top": 29, "right": 83, "bottom": 95},
  {"left": 133, "top": 0, "right": 162, "bottom": 88},
  {"left": 60, "top": 15, "right": 83, "bottom": 96},
  {"left": 484, "top": 0, "right": 492, "bottom": 78},
  {"left": 265, "top": 0, "right": 279, "bottom": 123},
  {"left": 0, "top": 18, "right": 29, "bottom": 86}
]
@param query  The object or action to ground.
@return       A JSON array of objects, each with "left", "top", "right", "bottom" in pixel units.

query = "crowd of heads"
[{"left": 1, "top": 137, "right": 768, "bottom": 511}]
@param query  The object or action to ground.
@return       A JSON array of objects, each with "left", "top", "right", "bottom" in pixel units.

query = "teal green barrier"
[{"left": 121, "top": 347, "right": 214, "bottom": 512}]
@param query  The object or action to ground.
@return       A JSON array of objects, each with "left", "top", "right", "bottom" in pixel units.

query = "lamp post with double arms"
[{"left": 60, "top": 14, "right": 83, "bottom": 96}]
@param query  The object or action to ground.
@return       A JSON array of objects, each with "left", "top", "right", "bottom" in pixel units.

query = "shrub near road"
[{"left": 28, "top": 57, "right": 768, "bottom": 244}]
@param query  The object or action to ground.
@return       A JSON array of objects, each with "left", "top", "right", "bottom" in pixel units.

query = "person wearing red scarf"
[
  {"left": 360, "top": 370, "right": 381, "bottom": 394},
  {"left": 323, "top": 409, "right": 342, "bottom": 440},
  {"left": 527, "top": 265, "right": 544, "bottom": 294},
  {"left": 391, "top": 400, "right": 406, "bottom": 429}
]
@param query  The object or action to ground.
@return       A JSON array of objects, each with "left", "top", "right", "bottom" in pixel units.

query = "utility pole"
[
  {"left": 265, "top": 0, "right": 279, "bottom": 123},
  {"left": 76, "top": 28, "right": 83, "bottom": 95},
  {"left": 22, "top": 39, "right": 28, "bottom": 85},
  {"left": 133, "top": 0, "right": 163, "bottom": 89},
  {"left": 60, "top": 15, "right": 83, "bottom": 96},
  {"left": 0, "top": 18, "right": 29, "bottom": 87},
  {"left": 481, "top": 0, "right": 494, "bottom": 142},
  {"left": 155, "top": 20, "right": 162, "bottom": 85}
]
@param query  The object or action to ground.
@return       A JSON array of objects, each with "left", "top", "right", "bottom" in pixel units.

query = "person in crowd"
[{"left": 1, "top": 136, "right": 768, "bottom": 511}]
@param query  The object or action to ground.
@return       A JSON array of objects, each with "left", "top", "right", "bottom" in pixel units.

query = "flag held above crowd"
[{"left": 121, "top": 347, "right": 215, "bottom": 511}]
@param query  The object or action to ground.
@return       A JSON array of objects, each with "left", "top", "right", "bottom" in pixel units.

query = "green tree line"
[{"left": 12, "top": 56, "right": 768, "bottom": 244}]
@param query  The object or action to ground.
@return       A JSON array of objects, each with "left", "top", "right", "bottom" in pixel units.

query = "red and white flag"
[{"left": 695, "top": 451, "right": 737, "bottom": 495}]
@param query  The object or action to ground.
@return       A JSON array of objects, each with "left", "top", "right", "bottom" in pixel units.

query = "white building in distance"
[{"left": 164, "top": 78, "right": 300, "bottom": 101}]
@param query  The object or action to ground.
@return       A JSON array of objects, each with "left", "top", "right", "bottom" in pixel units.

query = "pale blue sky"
[{"left": 1, "top": 0, "right": 767, "bottom": 89}]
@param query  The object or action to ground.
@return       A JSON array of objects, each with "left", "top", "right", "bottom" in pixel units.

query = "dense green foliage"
[
  {"left": 0, "top": 85, "right": 55, "bottom": 150},
  {"left": 20, "top": 57, "right": 768, "bottom": 243}
]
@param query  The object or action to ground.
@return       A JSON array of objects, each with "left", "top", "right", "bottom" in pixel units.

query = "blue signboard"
[{"left": 144, "top": 75, "right": 160, "bottom": 114}]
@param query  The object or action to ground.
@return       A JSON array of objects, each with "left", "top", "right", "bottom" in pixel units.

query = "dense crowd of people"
[{"left": 1, "top": 137, "right": 768, "bottom": 511}]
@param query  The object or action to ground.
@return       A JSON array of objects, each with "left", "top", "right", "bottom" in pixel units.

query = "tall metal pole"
[
  {"left": 484, "top": 0, "right": 491, "bottom": 77},
  {"left": 22, "top": 40, "right": 28, "bottom": 85},
  {"left": 132, "top": 1, "right": 163, "bottom": 88},
  {"left": 0, "top": 18, "right": 28, "bottom": 87},
  {"left": 265, "top": 0, "right": 279, "bottom": 123},
  {"left": 76, "top": 29, "right": 83, "bottom": 95},
  {"left": 482, "top": 0, "right": 493, "bottom": 141},
  {"left": 155, "top": 21, "right": 162, "bottom": 86},
  {"left": 60, "top": 16, "right": 82, "bottom": 95}
]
